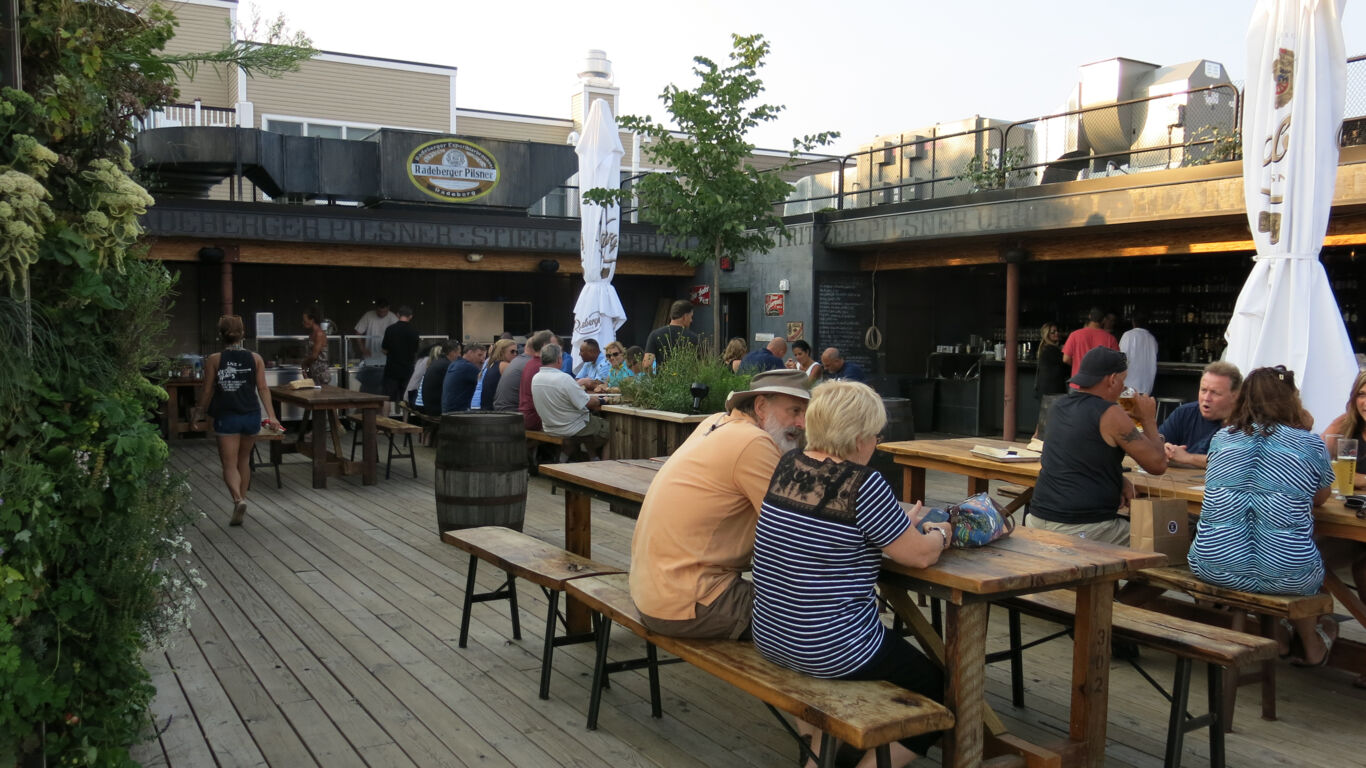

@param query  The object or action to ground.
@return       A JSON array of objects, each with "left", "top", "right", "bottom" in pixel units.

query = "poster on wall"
[
  {"left": 690, "top": 284, "right": 711, "bottom": 305},
  {"left": 764, "top": 293, "right": 785, "bottom": 317},
  {"left": 786, "top": 321, "right": 804, "bottom": 341}
]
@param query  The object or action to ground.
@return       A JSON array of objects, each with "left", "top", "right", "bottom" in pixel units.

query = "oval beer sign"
[{"left": 407, "top": 139, "right": 499, "bottom": 202}]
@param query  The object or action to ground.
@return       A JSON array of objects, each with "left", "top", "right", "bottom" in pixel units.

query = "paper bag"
[
  {"left": 1129, "top": 497, "right": 1190, "bottom": 565},
  {"left": 289, "top": 378, "right": 316, "bottom": 390}
]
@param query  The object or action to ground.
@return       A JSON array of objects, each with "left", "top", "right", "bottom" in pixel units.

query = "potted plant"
[{"left": 608, "top": 339, "right": 752, "bottom": 458}]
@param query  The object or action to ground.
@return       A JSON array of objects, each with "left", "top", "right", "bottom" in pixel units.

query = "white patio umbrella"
[
  {"left": 1225, "top": 0, "right": 1358, "bottom": 429},
  {"left": 570, "top": 98, "right": 627, "bottom": 372}
]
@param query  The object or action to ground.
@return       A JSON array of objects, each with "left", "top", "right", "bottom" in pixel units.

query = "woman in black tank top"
[{"left": 195, "top": 315, "right": 282, "bottom": 527}]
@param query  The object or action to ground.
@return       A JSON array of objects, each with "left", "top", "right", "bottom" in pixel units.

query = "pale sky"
[{"left": 247, "top": 0, "right": 1366, "bottom": 154}]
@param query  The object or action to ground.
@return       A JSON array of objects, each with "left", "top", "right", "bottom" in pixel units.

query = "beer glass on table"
[
  {"left": 1118, "top": 387, "right": 1144, "bottom": 432},
  {"left": 1333, "top": 437, "right": 1358, "bottom": 497}
]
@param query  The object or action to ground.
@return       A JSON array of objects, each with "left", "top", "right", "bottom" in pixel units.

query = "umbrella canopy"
[
  {"left": 1226, "top": 0, "right": 1358, "bottom": 429},
  {"left": 571, "top": 98, "right": 627, "bottom": 372}
]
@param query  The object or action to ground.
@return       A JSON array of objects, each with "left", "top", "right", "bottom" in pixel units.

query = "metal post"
[
  {"left": 1, "top": 0, "right": 21, "bottom": 92},
  {"left": 1002, "top": 248, "right": 1028, "bottom": 441}
]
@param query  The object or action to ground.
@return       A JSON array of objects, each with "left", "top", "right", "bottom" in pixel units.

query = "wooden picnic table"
[
  {"left": 879, "top": 436, "right": 1366, "bottom": 696},
  {"left": 161, "top": 377, "right": 202, "bottom": 441},
  {"left": 269, "top": 385, "right": 388, "bottom": 488},
  {"left": 540, "top": 455, "right": 1163, "bottom": 768}
]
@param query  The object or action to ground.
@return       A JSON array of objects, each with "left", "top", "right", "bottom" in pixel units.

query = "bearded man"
[{"left": 629, "top": 369, "right": 810, "bottom": 640}]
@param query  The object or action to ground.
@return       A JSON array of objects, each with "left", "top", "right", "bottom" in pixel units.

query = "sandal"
[{"left": 1289, "top": 616, "right": 1338, "bottom": 668}]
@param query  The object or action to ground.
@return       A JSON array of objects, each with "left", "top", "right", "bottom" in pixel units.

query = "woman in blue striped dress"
[
  {"left": 1187, "top": 366, "right": 1337, "bottom": 666},
  {"left": 752, "top": 381, "right": 953, "bottom": 768}
]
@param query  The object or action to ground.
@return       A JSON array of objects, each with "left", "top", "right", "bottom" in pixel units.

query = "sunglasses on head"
[{"left": 1272, "top": 364, "right": 1296, "bottom": 384}]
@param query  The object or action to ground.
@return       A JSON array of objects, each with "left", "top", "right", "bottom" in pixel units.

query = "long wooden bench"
[
  {"left": 1129, "top": 565, "right": 1335, "bottom": 725},
  {"left": 346, "top": 414, "right": 423, "bottom": 479},
  {"left": 565, "top": 573, "right": 955, "bottom": 767},
  {"left": 441, "top": 526, "right": 623, "bottom": 699},
  {"left": 999, "top": 589, "right": 1278, "bottom": 768}
]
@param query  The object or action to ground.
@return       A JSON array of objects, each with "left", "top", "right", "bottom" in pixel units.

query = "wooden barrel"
[{"left": 434, "top": 412, "right": 528, "bottom": 535}]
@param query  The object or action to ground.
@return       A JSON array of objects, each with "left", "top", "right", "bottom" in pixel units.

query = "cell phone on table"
[{"left": 915, "top": 507, "right": 951, "bottom": 533}]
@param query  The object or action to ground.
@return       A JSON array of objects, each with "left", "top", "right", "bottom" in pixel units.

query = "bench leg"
[
  {"left": 407, "top": 433, "right": 417, "bottom": 478},
  {"left": 874, "top": 745, "right": 892, "bottom": 768},
  {"left": 350, "top": 421, "right": 361, "bottom": 461},
  {"left": 1256, "top": 613, "right": 1276, "bottom": 722},
  {"left": 646, "top": 642, "right": 662, "bottom": 719},
  {"left": 1008, "top": 608, "right": 1026, "bottom": 707},
  {"left": 1207, "top": 664, "right": 1225, "bottom": 768},
  {"left": 459, "top": 554, "right": 478, "bottom": 648},
  {"left": 1222, "top": 613, "right": 1243, "bottom": 732},
  {"left": 540, "top": 590, "right": 561, "bottom": 700},
  {"left": 506, "top": 575, "right": 521, "bottom": 640},
  {"left": 818, "top": 733, "right": 838, "bottom": 768},
  {"left": 1163, "top": 657, "right": 1193, "bottom": 768},
  {"left": 586, "top": 617, "right": 613, "bottom": 730}
]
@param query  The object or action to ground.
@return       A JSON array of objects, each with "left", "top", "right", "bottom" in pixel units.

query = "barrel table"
[{"left": 434, "top": 412, "right": 528, "bottom": 535}]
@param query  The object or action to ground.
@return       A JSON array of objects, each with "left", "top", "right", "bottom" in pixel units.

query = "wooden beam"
[
  {"left": 855, "top": 210, "right": 1366, "bottom": 270},
  {"left": 143, "top": 237, "right": 694, "bottom": 276}
]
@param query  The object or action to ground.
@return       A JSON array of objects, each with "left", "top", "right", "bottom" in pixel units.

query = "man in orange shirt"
[
  {"left": 629, "top": 370, "right": 810, "bottom": 640},
  {"left": 1062, "top": 307, "right": 1119, "bottom": 380}
]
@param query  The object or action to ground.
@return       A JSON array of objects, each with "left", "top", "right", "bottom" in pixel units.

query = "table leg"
[
  {"left": 902, "top": 465, "right": 927, "bottom": 504},
  {"left": 311, "top": 408, "right": 328, "bottom": 488},
  {"left": 362, "top": 409, "right": 378, "bottom": 485},
  {"left": 1324, "top": 570, "right": 1366, "bottom": 629},
  {"left": 968, "top": 476, "right": 990, "bottom": 496},
  {"left": 565, "top": 488, "right": 592, "bottom": 633},
  {"left": 942, "top": 601, "right": 988, "bottom": 768},
  {"left": 1070, "top": 582, "right": 1115, "bottom": 768}
]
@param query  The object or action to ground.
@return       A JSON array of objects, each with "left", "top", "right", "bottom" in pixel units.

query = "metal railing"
[{"left": 135, "top": 100, "right": 237, "bottom": 131}]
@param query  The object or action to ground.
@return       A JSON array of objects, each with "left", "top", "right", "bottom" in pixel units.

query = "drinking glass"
[
  {"left": 1118, "top": 387, "right": 1143, "bottom": 431},
  {"left": 1335, "top": 437, "right": 1359, "bottom": 497}
]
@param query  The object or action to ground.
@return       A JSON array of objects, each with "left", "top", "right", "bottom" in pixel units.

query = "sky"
[{"left": 246, "top": 0, "right": 1366, "bottom": 154}]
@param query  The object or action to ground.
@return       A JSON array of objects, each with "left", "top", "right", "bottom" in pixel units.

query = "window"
[{"left": 263, "top": 118, "right": 375, "bottom": 140}]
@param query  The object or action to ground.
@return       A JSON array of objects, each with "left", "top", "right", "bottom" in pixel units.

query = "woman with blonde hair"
[
  {"left": 723, "top": 337, "right": 748, "bottom": 373},
  {"left": 195, "top": 315, "right": 282, "bottom": 527},
  {"left": 752, "top": 381, "right": 950, "bottom": 768},
  {"left": 478, "top": 338, "right": 519, "bottom": 410},
  {"left": 604, "top": 340, "right": 633, "bottom": 385},
  {"left": 1321, "top": 369, "right": 1366, "bottom": 686}
]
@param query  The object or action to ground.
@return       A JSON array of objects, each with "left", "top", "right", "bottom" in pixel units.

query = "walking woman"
[
  {"left": 301, "top": 306, "right": 331, "bottom": 385},
  {"left": 1033, "top": 322, "right": 1066, "bottom": 438},
  {"left": 196, "top": 315, "right": 282, "bottom": 526}
]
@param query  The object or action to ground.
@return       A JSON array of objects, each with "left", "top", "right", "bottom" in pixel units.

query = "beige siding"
[
  {"left": 247, "top": 59, "right": 450, "bottom": 131},
  {"left": 455, "top": 116, "right": 571, "bottom": 144},
  {"left": 155, "top": 2, "right": 234, "bottom": 107}
]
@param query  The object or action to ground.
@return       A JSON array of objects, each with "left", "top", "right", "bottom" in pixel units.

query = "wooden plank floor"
[{"left": 134, "top": 437, "right": 1366, "bottom": 768}]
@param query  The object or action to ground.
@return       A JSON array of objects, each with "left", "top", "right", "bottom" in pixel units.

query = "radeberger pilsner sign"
[{"left": 407, "top": 138, "right": 500, "bottom": 202}]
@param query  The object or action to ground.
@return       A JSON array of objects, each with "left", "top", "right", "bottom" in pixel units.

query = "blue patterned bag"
[{"left": 916, "top": 492, "right": 1014, "bottom": 548}]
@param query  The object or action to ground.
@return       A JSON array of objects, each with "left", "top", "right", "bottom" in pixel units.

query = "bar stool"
[{"left": 1156, "top": 397, "right": 1183, "bottom": 426}]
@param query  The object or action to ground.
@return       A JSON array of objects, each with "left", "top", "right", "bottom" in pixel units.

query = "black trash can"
[
  {"left": 434, "top": 412, "right": 528, "bottom": 535},
  {"left": 871, "top": 397, "right": 917, "bottom": 500}
]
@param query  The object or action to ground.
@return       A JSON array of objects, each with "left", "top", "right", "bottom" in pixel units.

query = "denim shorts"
[{"left": 213, "top": 411, "right": 261, "bottom": 436}]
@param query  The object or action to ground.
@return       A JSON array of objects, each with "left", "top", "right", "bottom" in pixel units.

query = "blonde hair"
[
  {"left": 723, "top": 337, "right": 747, "bottom": 365},
  {"left": 488, "top": 338, "right": 516, "bottom": 365},
  {"left": 804, "top": 381, "right": 887, "bottom": 460}
]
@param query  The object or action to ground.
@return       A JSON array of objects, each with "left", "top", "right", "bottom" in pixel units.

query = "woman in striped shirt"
[
  {"left": 752, "top": 381, "right": 952, "bottom": 768},
  {"left": 1187, "top": 366, "right": 1337, "bottom": 666}
]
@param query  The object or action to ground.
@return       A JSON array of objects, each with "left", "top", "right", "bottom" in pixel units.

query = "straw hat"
[{"left": 724, "top": 369, "right": 812, "bottom": 412}]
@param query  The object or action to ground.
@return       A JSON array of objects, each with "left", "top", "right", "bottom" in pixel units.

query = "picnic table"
[
  {"left": 160, "top": 377, "right": 202, "bottom": 440},
  {"left": 878, "top": 437, "right": 1366, "bottom": 691},
  {"left": 539, "top": 455, "right": 1163, "bottom": 768},
  {"left": 269, "top": 385, "right": 388, "bottom": 488}
]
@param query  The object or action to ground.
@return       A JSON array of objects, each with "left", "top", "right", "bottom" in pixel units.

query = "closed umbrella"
[
  {"left": 1225, "top": 0, "right": 1357, "bottom": 428},
  {"left": 571, "top": 98, "right": 627, "bottom": 373}
]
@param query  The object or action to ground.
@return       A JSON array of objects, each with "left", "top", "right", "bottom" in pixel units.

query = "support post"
[
  {"left": 1001, "top": 247, "right": 1028, "bottom": 441},
  {"left": 1, "top": 0, "right": 20, "bottom": 92}
]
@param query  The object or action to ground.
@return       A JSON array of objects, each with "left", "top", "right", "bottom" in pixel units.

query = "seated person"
[
  {"left": 441, "top": 343, "right": 485, "bottom": 413},
  {"left": 1028, "top": 347, "right": 1167, "bottom": 545},
  {"left": 1188, "top": 366, "right": 1337, "bottom": 666},
  {"left": 629, "top": 369, "right": 810, "bottom": 639},
  {"left": 1161, "top": 361, "right": 1242, "bottom": 468},
  {"left": 573, "top": 338, "right": 611, "bottom": 388},
  {"left": 530, "top": 343, "right": 609, "bottom": 460},
  {"left": 819, "top": 346, "right": 866, "bottom": 382},
  {"left": 723, "top": 337, "right": 748, "bottom": 373},
  {"left": 785, "top": 339, "right": 823, "bottom": 384},
  {"left": 625, "top": 345, "right": 645, "bottom": 376},
  {"left": 420, "top": 341, "right": 459, "bottom": 417},
  {"left": 753, "top": 381, "right": 950, "bottom": 768},
  {"left": 603, "top": 340, "right": 634, "bottom": 386},
  {"left": 1320, "top": 369, "right": 1366, "bottom": 687},
  {"left": 739, "top": 337, "right": 786, "bottom": 373}
]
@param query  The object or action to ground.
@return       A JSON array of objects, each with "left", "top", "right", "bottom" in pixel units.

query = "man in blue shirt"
[
  {"left": 441, "top": 344, "right": 486, "bottom": 413},
  {"left": 739, "top": 338, "right": 786, "bottom": 373},
  {"left": 820, "top": 347, "right": 867, "bottom": 382},
  {"left": 573, "top": 338, "right": 611, "bottom": 387},
  {"left": 1160, "top": 361, "right": 1242, "bottom": 468}
]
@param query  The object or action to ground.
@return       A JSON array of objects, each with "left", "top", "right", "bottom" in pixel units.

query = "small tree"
[{"left": 586, "top": 33, "right": 836, "bottom": 348}]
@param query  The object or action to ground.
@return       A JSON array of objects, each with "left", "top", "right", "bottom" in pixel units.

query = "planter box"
[{"left": 602, "top": 404, "right": 714, "bottom": 459}]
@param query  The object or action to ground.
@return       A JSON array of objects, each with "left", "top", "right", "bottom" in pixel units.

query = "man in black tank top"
[{"left": 1029, "top": 347, "right": 1168, "bottom": 545}]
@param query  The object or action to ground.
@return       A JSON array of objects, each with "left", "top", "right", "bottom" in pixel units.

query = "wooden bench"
[
  {"left": 440, "top": 526, "right": 623, "bottom": 699},
  {"left": 1129, "top": 565, "right": 1334, "bottom": 726},
  {"left": 346, "top": 414, "right": 423, "bottom": 479},
  {"left": 564, "top": 573, "right": 954, "bottom": 766},
  {"left": 999, "top": 589, "right": 1278, "bottom": 768},
  {"left": 249, "top": 432, "right": 285, "bottom": 488},
  {"left": 397, "top": 402, "right": 441, "bottom": 446}
]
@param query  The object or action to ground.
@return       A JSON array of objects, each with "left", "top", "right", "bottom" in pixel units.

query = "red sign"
[
  {"left": 690, "top": 284, "right": 711, "bottom": 305},
  {"left": 764, "top": 293, "right": 785, "bottom": 317}
]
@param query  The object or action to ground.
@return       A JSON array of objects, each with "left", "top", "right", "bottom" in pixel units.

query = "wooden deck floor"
[{"left": 134, "top": 438, "right": 1366, "bottom": 768}]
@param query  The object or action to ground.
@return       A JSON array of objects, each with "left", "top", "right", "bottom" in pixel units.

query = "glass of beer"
[
  {"left": 1118, "top": 387, "right": 1143, "bottom": 432},
  {"left": 1335, "top": 437, "right": 1358, "bottom": 497}
]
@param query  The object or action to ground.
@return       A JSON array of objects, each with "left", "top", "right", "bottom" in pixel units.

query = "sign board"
[
  {"left": 764, "top": 293, "right": 785, "bottom": 317},
  {"left": 408, "top": 138, "right": 500, "bottom": 202},
  {"left": 786, "top": 321, "right": 804, "bottom": 341},
  {"left": 690, "top": 284, "right": 711, "bottom": 305}
]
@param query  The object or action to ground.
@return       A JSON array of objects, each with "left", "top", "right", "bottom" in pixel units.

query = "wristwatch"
[{"left": 929, "top": 526, "right": 949, "bottom": 547}]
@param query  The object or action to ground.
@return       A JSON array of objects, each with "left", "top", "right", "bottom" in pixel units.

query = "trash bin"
[
  {"left": 871, "top": 397, "right": 917, "bottom": 499},
  {"left": 434, "top": 412, "right": 528, "bottom": 535}
]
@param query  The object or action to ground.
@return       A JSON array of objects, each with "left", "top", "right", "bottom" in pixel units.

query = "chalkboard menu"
[{"left": 815, "top": 272, "right": 875, "bottom": 373}]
